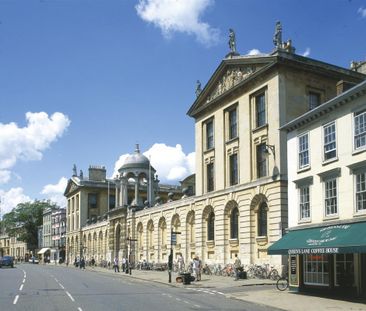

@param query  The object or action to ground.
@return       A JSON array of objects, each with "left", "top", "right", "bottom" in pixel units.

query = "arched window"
[
  {"left": 207, "top": 212, "right": 215, "bottom": 241},
  {"left": 230, "top": 207, "right": 239, "bottom": 239},
  {"left": 258, "top": 202, "right": 268, "bottom": 236}
]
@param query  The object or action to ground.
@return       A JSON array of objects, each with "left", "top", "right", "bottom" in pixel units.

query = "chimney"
[
  {"left": 336, "top": 80, "right": 356, "bottom": 96},
  {"left": 88, "top": 165, "right": 106, "bottom": 181}
]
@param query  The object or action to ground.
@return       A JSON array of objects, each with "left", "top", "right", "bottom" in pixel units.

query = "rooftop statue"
[
  {"left": 228, "top": 28, "right": 236, "bottom": 53},
  {"left": 72, "top": 164, "right": 77, "bottom": 177},
  {"left": 273, "top": 21, "right": 283, "bottom": 49},
  {"left": 195, "top": 80, "right": 202, "bottom": 97}
]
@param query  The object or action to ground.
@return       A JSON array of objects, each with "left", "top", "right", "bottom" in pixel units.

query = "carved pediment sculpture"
[{"left": 206, "top": 65, "right": 257, "bottom": 103}]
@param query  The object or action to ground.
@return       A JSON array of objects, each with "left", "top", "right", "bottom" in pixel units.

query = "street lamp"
[
  {"left": 126, "top": 236, "right": 137, "bottom": 275},
  {"left": 168, "top": 229, "right": 181, "bottom": 283}
]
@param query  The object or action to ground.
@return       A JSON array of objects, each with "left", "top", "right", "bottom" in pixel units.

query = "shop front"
[{"left": 268, "top": 222, "right": 366, "bottom": 298}]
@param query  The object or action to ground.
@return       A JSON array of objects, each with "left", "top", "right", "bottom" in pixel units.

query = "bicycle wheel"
[{"left": 276, "top": 277, "right": 289, "bottom": 291}]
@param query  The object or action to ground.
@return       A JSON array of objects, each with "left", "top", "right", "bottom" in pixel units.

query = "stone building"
[
  {"left": 269, "top": 79, "right": 366, "bottom": 297},
  {"left": 64, "top": 24, "right": 365, "bottom": 270},
  {"left": 0, "top": 232, "right": 30, "bottom": 261}
]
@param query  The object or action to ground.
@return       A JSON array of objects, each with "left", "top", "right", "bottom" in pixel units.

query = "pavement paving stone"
[{"left": 62, "top": 264, "right": 366, "bottom": 311}]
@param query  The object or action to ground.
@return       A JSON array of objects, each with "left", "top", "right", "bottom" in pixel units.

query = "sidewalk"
[{"left": 77, "top": 265, "right": 366, "bottom": 311}]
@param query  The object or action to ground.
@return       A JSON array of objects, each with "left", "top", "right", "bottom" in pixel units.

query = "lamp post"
[
  {"left": 126, "top": 236, "right": 137, "bottom": 275},
  {"left": 168, "top": 229, "right": 181, "bottom": 283}
]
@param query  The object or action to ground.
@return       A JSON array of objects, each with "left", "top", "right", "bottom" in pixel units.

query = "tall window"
[
  {"left": 356, "top": 171, "right": 366, "bottom": 212},
  {"left": 304, "top": 254, "right": 329, "bottom": 285},
  {"left": 323, "top": 122, "right": 336, "bottom": 161},
  {"left": 229, "top": 108, "right": 237, "bottom": 140},
  {"left": 229, "top": 153, "right": 238, "bottom": 186},
  {"left": 298, "top": 133, "right": 309, "bottom": 169},
  {"left": 299, "top": 186, "right": 310, "bottom": 220},
  {"left": 230, "top": 207, "right": 239, "bottom": 239},
  {"left": 207, "top": 163, "right": 214, "bottom": 192},
  {"left": 335, "top": 254, "right": 354, "bottom": 287},
  {"left": 257, "top": 202, "right": 267, "bottom": 236},
  {"left": 88, "top": 193, "right": 97, "bottom": 209},
  {"left": 325, "top": 178, "right": 337, "bottom": 216},
  {"left": 206, "top": 120, "right": 214, "bottom": 150},
  {"left": 354, "top": 110, "right": 366, "bottom": 150},
  {"left": 109, "top": 195, "right": 115, "bottom": 210},
  {"left": 207, "top": 212, "right": 215, "bottom": 241},
  {"left": 308, "top": 91, "right": 321, "bottom": 110},
  {"left": 257, "top": 143, "right": 267, "bottom": 178},
  {"left": 255, "top": 93, "right": 266, "bottom": 127}
]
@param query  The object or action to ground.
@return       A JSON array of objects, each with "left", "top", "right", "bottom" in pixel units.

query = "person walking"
[
  {"left": 233, "top": 254, "right": 241, "bottom": 280},
  {"left": 177, "top": 254, "right": 185, "bottom": 273},
  {"left": 122, "top": 257, "right": 126, "bottom": 272},
  {"left": 192, "top": 255, "right": 202, "bottom": 281},
  {"left": 113, "top": 256, "right": 119, "bottom": 272}
]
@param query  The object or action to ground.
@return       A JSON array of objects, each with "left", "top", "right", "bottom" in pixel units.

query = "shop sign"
[
  {"left": 289, "top": 255, "right": 298, "bottom": 285},
  {"left": 288, "top": 247, "right": 339, "bottom": 255}
]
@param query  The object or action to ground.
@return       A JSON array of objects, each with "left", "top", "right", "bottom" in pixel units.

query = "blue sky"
[{"left": 0, "top": 0, "right": 365, "bottom": 215}]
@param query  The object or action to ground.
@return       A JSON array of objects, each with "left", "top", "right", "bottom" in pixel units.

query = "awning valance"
[
  {"left": 37, "top": 248, "right": 50, "bottom": 255},
  {"left": 268, "top": 222, "right": 366, "bottom": 255}
]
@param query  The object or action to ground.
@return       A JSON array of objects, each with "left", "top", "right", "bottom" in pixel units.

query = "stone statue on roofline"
[
  {"left": 228, "top": 28, "right": 236, "bottom": 53},
  {"left": 72, "top": 164, "right": 77, "bottom": 177},
  {"left": 273, "top": 21, "right": 283, "bottom": 49},
  {"left": 195, "top": 80, "right": 202, "bottom": 97}
]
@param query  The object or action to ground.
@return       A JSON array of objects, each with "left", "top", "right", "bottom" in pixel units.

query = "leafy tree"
[{"left": 2, "top": 200, "right": 58, "bottom": 251}]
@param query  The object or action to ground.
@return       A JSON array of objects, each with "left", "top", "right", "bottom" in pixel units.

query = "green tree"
[{"left": 2, "top": 200, "right": 58, "bottom": 251}]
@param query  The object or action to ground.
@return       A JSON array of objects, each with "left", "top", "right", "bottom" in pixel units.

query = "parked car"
[
  {"left": 29, "top": 256, "right": 39, "bottom": 264},
  {"left": 0, "top": 256, "right": 14, "bottom": 268}
]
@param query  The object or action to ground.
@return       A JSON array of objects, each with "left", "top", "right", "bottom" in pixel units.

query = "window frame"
[
  {"left": 230, "top": 207, "right": 239, "bottom": 239},
  {"left": 299, "top": 185, "right": 311, "bottom": 221},
  {"left": 228, "top": 107, "right": 238, "bottom": 140},
  {"left": 205, "top": 119, "right": 214, "bottom": 150},
  {"left": 355, "top": 170, "right": 366, "bottom": 213},
  {"left": 256, "top": 143, "right": 267, "bottom": 178},
  {"left": 323, "top": 121, "right": 337, "bottom": 162},
  {"left": 257, "top": 202, "right": 268, "bottom": 237},
  {"left": 298, "top": 132, "right": 310, "bottom": 169},
  {"left": 229, "top": 153, "right": 238, "bottom": 186},
  {"left": 324, "top": 177, "right": 338, "bottom": 217},
  {"left": 207, "top": 211, "right": 215, "bottom": 241},
  {"left": 308, "top": 91, "right": 321, "bottom": 110},
  {"left": 207, "top": 163, "right": 214, "bottom": 193},
  {"left": 303, "top": 254, "right": 329, "bottom": 286},
  {"left": 255, "top": 92, "right": 266, "bottom": 128},
  {"left": 354, "top": 110, "right": 366, "bottom": 151}
]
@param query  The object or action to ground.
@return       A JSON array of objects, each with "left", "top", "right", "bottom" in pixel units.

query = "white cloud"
[
  {"left": 113, "top": 143, "right": 195, "bottom": 183},
  {"left": 0, "top": 187, "right": 32, "bottom": 216},
  {"left": 247, "top": 49, "right": 262, "bottom": 56},
  {"left": 136, "top": 0, "right": 219, "bottom": 46},
  {"left": 40, "top": 177, "right": 68, "bottom": 208},
  {"left": 358, "top": 7, "right": 366, "bottom": 18},
  {"left": 302, "top": 47, "right": 311, "bottom": 57},
  {"left": 0, "top": 112, "right": 70, "bottom": 184}
]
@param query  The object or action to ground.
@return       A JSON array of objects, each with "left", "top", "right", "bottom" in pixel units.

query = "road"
[{"left": 0, "top": 264, "right": 281, "bottom": 311}]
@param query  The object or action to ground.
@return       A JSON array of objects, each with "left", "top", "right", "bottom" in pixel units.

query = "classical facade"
[
  {"left": 269, "top": 79, "right": 366, "bottom": 297},
  {"left": 65, "top": 24, "right": 366, "bottom": 271},
  {"left": 0, "top": 232, "right": 30, "bottom": 261}
]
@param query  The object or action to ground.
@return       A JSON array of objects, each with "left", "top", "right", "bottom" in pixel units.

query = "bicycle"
[{"left": 276, "top": 276, "right": 289, "bottom": 291}]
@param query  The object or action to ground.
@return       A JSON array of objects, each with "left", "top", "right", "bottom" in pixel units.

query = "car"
[
  {"left": 29, "top": 256, "right": 39, "bottom": 264},
  {"left": 0, "top": 256, "right": 14, "bottom": 268}
]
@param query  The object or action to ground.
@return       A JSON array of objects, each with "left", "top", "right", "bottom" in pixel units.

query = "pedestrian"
[
  {"left": 122, "top": 257, "right": 126, "bottom": 272},
  {"left": 192, "top": 255, "right": 201, "bottom": 281},
  {"left": 114, "top": 256, "right": 119, "bottom": 272},
  {"left": 233, "top": 253, "right": 241, "bottom": 280},
  {"left": 177, "top": 254, "right": 185, "bottom": 273},
  {"left": 80, "top": 257, "right": 85, "bottom": 270}
]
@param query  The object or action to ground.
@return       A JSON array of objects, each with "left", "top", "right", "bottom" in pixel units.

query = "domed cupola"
[{"left": 119, "top": 144, "right": 150, "bottom": 171}]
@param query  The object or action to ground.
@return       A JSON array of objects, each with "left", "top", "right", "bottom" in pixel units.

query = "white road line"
[
  {"left": 203, "top": 290, "right": 215, "bottom": 295},
  {"left": 176, "top": 298, "right": 181, "bottom": 301},
  {"left": 183, "top": 300, "right": 190, "bottom": 304},
  {"left": 194, "top": 304, "right": 201, "bottom": 308},
  {"left": 65, "top": 291, "right": 75, "bottom": 302},
  {"left": 19, "top": 284, "right": 24, "bottom": 291},
  {"left": 216, "top": 291, "right": 224, "bottom": 295},
  {"left": 54, "top": 278, "right": 58, "bottom": 282},
  {"left": 78, "top": 308, "right": 83, "bottom": 311},
  {"left": 13, "top": 295, "right": 19, "bottom": 305},
  {"left": 59, "top": 283, "right": 65, "bottom": 289},
  {"left": 22, "top": 279, "right": 26, "bottom": 284}
]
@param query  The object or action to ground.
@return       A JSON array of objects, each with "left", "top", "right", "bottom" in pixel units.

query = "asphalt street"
[{"left": 0, "top": 264, "right": 281, "bottom": 311}]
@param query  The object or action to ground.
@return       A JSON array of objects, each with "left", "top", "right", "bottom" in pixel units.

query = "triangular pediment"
[
  {"left": 64, "top": 178, "right": 80, "bottom": 196},
  {"left": 187, "top": 55, "right": 276, "bottom": 118}
]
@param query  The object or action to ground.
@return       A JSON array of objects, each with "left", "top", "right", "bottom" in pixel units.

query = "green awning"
[{"left": 268, "top": 222, "right": 366, "bottom": 255}]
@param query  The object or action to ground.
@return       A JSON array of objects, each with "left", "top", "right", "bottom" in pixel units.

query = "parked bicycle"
[{"left": 276, "top": 275, "right": 289, "bottom": 291}]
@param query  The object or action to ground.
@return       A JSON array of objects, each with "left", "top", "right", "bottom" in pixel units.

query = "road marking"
[
  {"left": 66, "top": 291, "right": 75, "bottom": 302},
  {"left": 19, "top": 284, "right": 24, "bottom": 291},
  {"left": 193, "top": 304, "right": 201, "bottom": 308},
  {"left": 176, "top": 298, "right": 181, "bottom": 301},
  {"left": 216, "top": 291, "right": 224, "bottom": 295},
  {"left": 13, "top": 295, "right": 19, "bottom": 305},
  {"left": 59, "top": 283, "right": 65, "bottom": 289},
  {"left": 78, "top": 308, "right": 83, "bottom": 311},
  {"left": 183, "top": 300, "right": 190, "bottom": 304}
]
